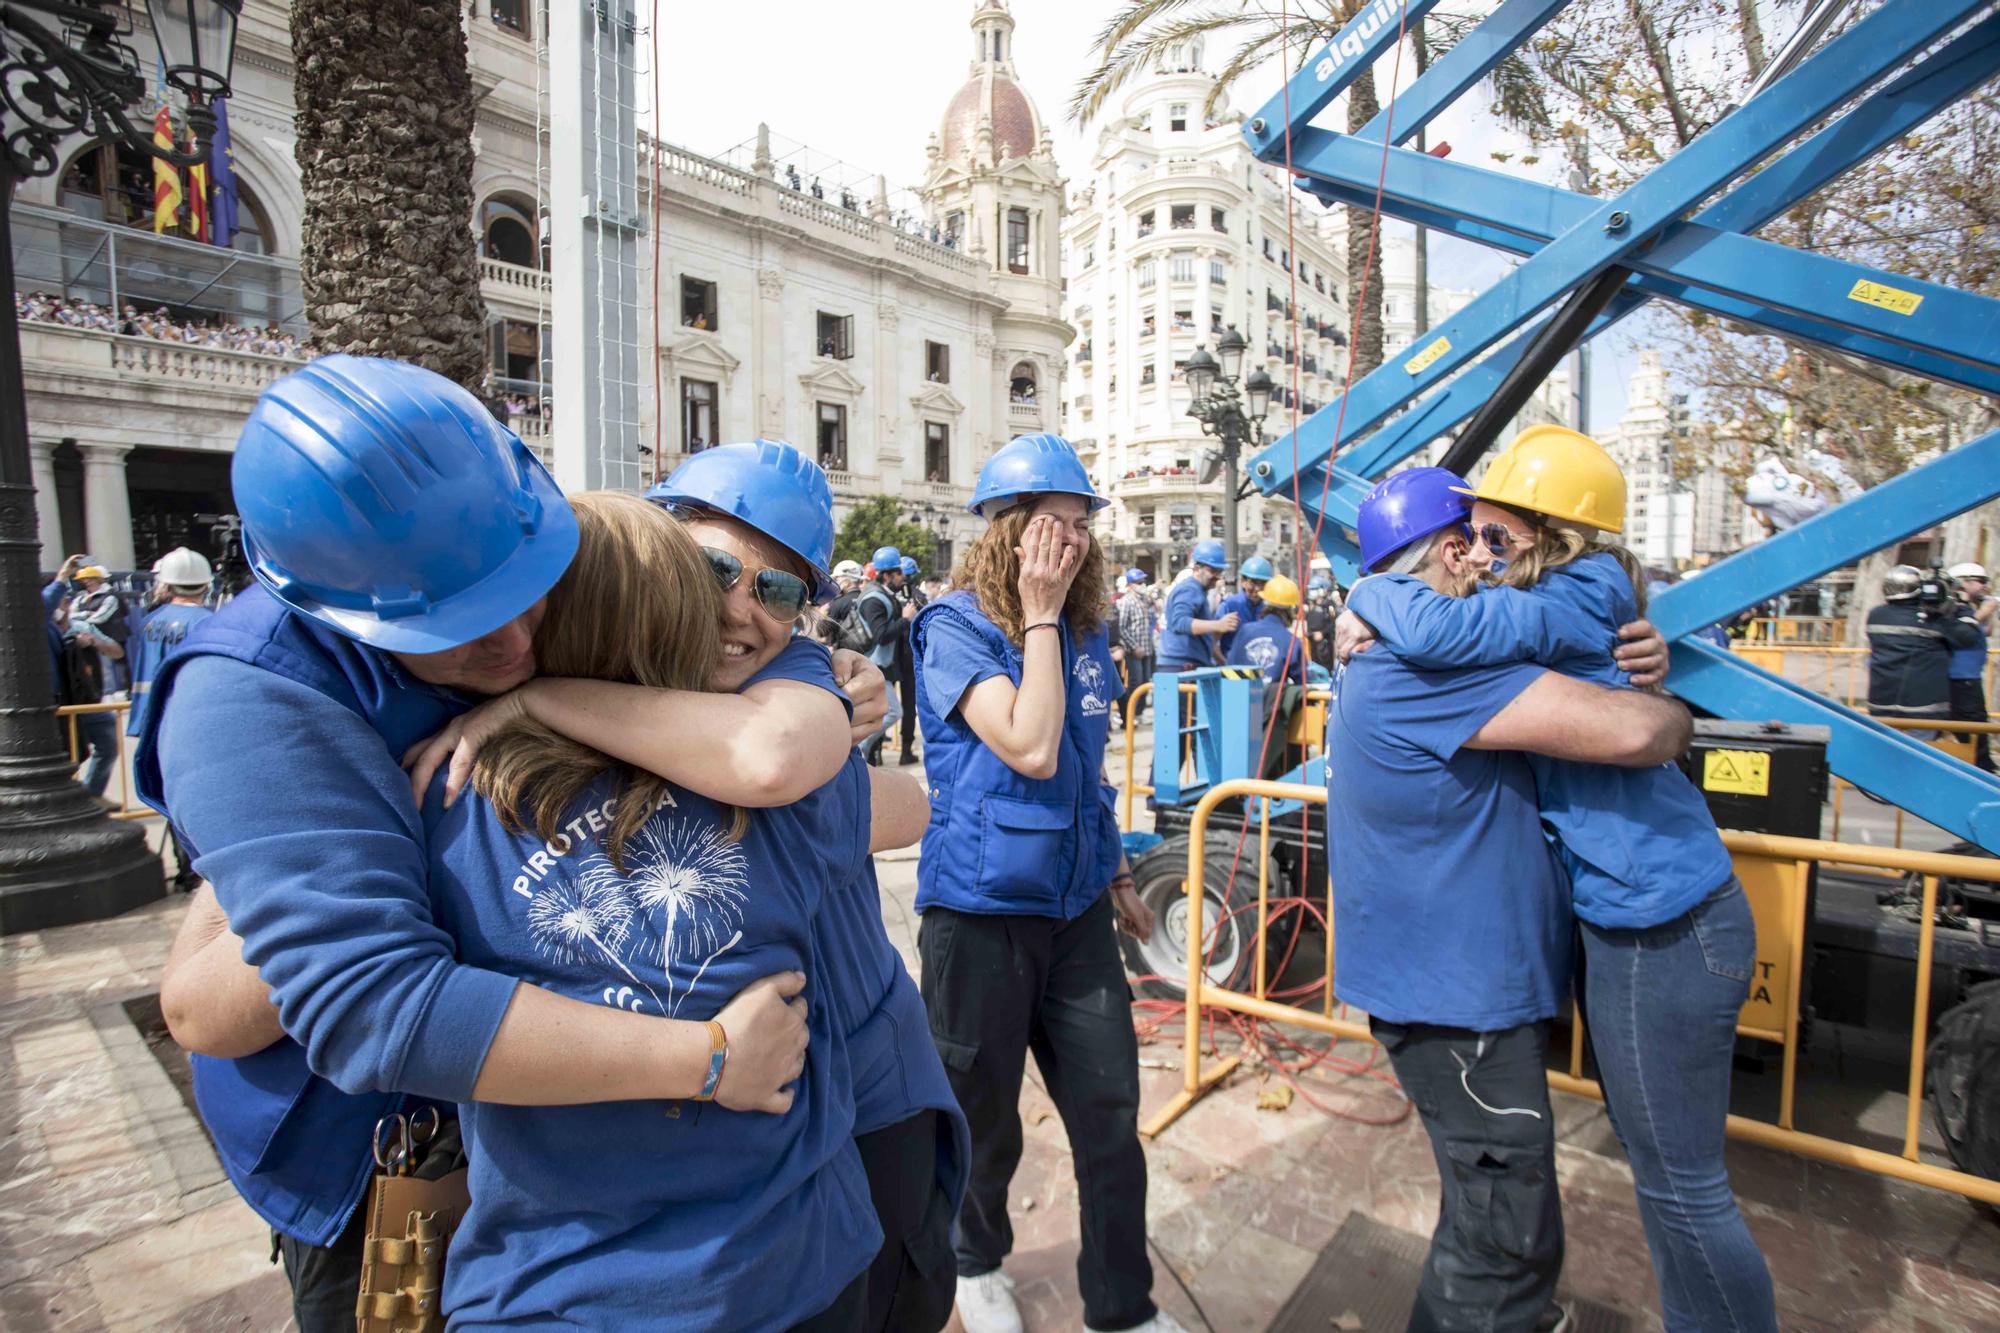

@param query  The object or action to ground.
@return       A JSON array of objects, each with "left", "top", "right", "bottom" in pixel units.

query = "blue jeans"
[
  {"left": 74, "top": 710, "right": 119, "bottom": 797},
  {"left": 1579, "top": 879, "right": 1777, "bottom": 1333}
]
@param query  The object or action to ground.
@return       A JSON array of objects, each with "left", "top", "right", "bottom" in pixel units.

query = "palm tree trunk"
[
  {"left": 1344, "top": 67, "right": 1385, "bottom": 378},
  {"left": 291, "top": 0, "right": 488, "bottom": 390}
]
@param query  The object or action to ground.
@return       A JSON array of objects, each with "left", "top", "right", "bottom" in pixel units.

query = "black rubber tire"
[
  {"left": 1119, "top": 832, "right": 1296, "bottom": 1003},
  {"left": 1927, "top": 977, "right": 2000, "bottom": 1219}
]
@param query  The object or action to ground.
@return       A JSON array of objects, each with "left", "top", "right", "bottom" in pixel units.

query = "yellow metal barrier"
[
  {"left": 1120, "top": 682, "right": 1155, "bottom": 831},
  {"left": 54, "top": 700, "right": 151, "bottom": 821},
  {"left": 1118, "top": 682, "right": 1336, "bottom": 831},
  {"left": 1826, "top": 716, "right": 2000, "bottom": 851},
  {"left": 1736, "top": 643, "right": 2000, "bottom": 710},
  {"left": 1742, "top": 615, "right": 1845, "bottom": 645},
  {"left": 1141, "top": 779, "right": 2000, "bottom": 1207}
]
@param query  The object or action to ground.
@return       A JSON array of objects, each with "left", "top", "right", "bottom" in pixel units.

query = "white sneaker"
[
  {"left": 956, "top": 1271, "right": 1024, "bottom": 1333},
  {"left": 1089, "top": 1313, "right": 1192, "bottom": 1333}
]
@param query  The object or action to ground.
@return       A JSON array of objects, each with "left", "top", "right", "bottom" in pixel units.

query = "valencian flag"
[
  {"left": 151, "top": 105, "right": 182, "bottom": 234},
  {"left": 186, "top": 125, "right": 210, "bottom": 243},
  {"left": 208, "top": 98, "right": 239, "bottom": 248}
]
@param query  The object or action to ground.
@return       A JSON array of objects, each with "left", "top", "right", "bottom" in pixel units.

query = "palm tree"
[
  {"left": 1069, "top": 2, "right": 1557, "bottom": 382},
  {"left": 290, "top": 1, "right": 489, "bottom": 389}
]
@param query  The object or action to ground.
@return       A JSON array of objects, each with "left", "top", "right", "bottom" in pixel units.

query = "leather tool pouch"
[{"left": 354, "top": 1119, "right": 469, "bottom": 1333}]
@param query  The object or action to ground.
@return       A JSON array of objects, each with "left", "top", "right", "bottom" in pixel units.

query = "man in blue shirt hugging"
[{"left": 1327, "top": 469, "right": 1687, "bottom": 1333}]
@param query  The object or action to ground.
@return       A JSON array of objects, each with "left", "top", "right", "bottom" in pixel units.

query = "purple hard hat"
[{"left": 1357, "top": 467, "right": 1473, "bottom": 572}]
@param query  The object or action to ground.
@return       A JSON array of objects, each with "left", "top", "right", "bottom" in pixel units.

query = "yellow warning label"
[
  {"left": 1406, "top": 336, "right": 1451, "bottom": 375},
  {"left": 1847, "top": 279, "right": 1924, "bottom": 317},
  {"left": 1703, "top": 748, "right": 1770, "bottom": 797}
]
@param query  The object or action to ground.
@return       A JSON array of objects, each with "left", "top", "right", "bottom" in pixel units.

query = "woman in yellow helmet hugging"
[{"left": 1339, "top": 425, "right": 1777, "bottom": 1333}]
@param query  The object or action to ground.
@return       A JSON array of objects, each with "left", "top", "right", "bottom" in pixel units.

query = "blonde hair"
[
  {"left": 951, "top": 501, "right": 1106, "bottom": 647},
  {"left": 1493, "top": 506, "right": 1649, "bottom": 619},
  {"left": 472, "top": 491, "right": 741, "bottom": 867}
]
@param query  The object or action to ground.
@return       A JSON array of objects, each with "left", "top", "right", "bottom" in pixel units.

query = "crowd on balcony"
[
  {"left": 15, "top": 292, "right": 313, "bottom": 359},
  {"left": 1121, "top": 464, "right": 1195, "bottom": 480}
]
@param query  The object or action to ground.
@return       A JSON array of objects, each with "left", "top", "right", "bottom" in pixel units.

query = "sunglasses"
[
  {"left": 699, "top": 547, "right": 812, "bottom": 624},
  {"left": 1474, "top": 521, "right": 1525, "bottom": 556}
]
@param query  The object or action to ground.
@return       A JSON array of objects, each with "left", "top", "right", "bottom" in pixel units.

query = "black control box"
[{"left": 1677, "top": 720, "right": 1830, "bottom": 838}]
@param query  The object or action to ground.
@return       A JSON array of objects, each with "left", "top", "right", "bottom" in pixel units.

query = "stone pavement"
[{"left": 3, "top": 812, "right": 1999, "bottom": 1332}]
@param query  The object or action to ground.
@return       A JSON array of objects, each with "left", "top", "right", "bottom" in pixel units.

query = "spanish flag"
[
  {"left": 152, "top": 106, "right": 182, "bottom": 234},
  {"left": 185, "top": 125, "right": 210, "bottom": 243}
]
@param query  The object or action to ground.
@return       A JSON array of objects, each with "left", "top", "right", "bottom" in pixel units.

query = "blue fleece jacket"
[{"left": 1346, "top": 555, "right": 1734, "bottom": 929}]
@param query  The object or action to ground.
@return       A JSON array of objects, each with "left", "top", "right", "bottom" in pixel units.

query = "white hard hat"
[
  {"left": 1949, "top": 562, "right": 1988, "bottom": 581},
  {"left": 152, "top": 546, "right": 213, "bottom": 586},
  {"left": 832, "top": 559, "right": 864, "bottom": 580}
]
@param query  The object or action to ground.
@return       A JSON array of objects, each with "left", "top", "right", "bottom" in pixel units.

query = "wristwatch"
[{"left": 691, "top": 1020, "right": 729, "bottom": 1102}]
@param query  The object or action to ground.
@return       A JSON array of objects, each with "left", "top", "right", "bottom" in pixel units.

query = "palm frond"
[
  {"left": 1068, "top": 12, "right": 1281, "bottom": 128},
  {"left": 1085, "top": 0, "right": 1213, "bottom": 65},
  {"left": 1204, "top": 27, "right": 1301, "bottom": 122}
]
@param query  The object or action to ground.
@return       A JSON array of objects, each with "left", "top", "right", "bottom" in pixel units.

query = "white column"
[
  {"left": 29, "top": 439, "right": 62, "bottom": 572},
  {"left": 78, "top": 442, "right": 134, "bottom": 571}
]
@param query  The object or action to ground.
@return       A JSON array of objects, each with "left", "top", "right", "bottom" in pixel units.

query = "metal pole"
[
  {"left": 1222, "top": 433, "right": 1240, "bottom": 575},
  {"left": 0, "top": 167, "right": 164, "bottom": 933}
]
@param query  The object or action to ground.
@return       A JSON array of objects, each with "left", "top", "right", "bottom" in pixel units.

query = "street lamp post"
[
  {"left": 1184, "top": 325, "right": 1272, "bottom": 574},
  {"left": 0, "top": 0, "right": 240, "bottom": 933}
]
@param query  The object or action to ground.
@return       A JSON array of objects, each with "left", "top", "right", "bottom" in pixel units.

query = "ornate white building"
[
  {"left": 648, "top": 0, "right": 1069, "bottom": 570},
  {"left": 1601, "top": 349, "right": 1748, "bottom": 566},
  {"left": 1061, "top": 43, "right": 1353, "bottom": 575},
  {"left": 16, "top": 0, "right": 1066, "bottom": 578}
]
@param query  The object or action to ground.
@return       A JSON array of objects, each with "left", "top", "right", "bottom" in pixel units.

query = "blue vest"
[
  {"left": 125, "top": 602, "right": 214, "bottom": 736},
  {"left": 1216, "top": 590, "right": 1259, "bottom": 655},
  {"left": 1950, "top": 608, "right": 1990, "bottom": 681},
  {"left": 860, "top": 584, "right": 900, "bottom": 669},
  {"left": 911, "top": 592, "right": 1121, "bottom": 919},
  {"left": 135, "top": 587, "right": 465, "bottom": 1247}
]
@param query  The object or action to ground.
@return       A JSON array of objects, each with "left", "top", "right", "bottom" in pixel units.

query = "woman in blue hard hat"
[
  {"left": 408, "top": 440, "right": 969, "bottom": 1331},
  {"left": 912, "top": 434, "right": 1184, "bottom": 1333},
  {"left": 1341, "top": 438, "right": 1773, "bottom": 1333},
  {"left": 140, "top": 358, "right": 847, "bottom": 1331},
  {"left": 1215, "top": 554, "right": 1273, "bottom": 656}
]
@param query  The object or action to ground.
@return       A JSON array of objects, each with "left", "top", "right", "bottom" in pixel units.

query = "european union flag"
[{"left": 210, "top": 98, "right": 240, "bottom": 248}]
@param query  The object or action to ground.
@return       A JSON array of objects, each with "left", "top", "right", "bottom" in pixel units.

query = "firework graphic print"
[
  {"left": 622, "top": 818, "right": 750, "bottom": 1015},
  {"left": 524, "top": 873, "right": 665, "bottom": 1014}
]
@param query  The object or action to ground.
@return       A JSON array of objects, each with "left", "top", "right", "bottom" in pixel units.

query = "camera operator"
[
  {"left": 1867, "top": 564, "right": 1982, "bottom": 731},
  {"left": 1946, "top": 563, "right": 1996, "bottom": 771}
]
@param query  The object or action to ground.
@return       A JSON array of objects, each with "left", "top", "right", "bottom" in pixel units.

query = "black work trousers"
[
  {"left": 273, "top": 1202, "right": 367, "bottom": 1333},
  {"left": 1949, "top": 677, "right": 1994, "bottom": 771},
  {"left": 1371, "top": 1018, "right": 1565, "bottom": 1333},
  {"left": 918, "top": 892, "right": 1156, "bottom": 1331},
  {"left": 856, "top": 1108, "right": 956, "bottom": 1332},
  {"left": 896, "top": 650, "right": 919, "bottom": 754}
]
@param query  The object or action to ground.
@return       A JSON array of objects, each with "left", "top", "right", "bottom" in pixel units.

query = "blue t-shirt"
[
  {"left": 1225, "top": 612, "right": 1306, "bottom": 686},
  {"left": 1347, "top": 557, "right": 1734, "bottom": 929},
  {"left": 1217, "top": 590, "right": 1259, "bottom": 654},
  {"left": 423, "top": 755, "right": 878, "bottom": 1329},
  {"left": 1158, "top": 576, "right": 1215, "bottom": 669},
  {"left": 1326, "top": 653, "right": 1571, "bottom": 1029},
  {"left": 126, "top": 602, "right": 214, "bottom": 735}
]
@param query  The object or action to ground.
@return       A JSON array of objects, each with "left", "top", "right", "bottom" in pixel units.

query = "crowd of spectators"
[
  {"left": 1121, "top": 464, "right": 1195, "bottom": 480},
  {"left": 15, "top": 292, "right": 313, "bottom": 359}
]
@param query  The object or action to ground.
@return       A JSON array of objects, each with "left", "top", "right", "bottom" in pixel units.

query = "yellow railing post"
[
  {"left": 1904, "top": 874, "right": 1940, "bottom": 1162},
  {"left": 1120, "top": 682, "right": 1154, "bottom": 832}
]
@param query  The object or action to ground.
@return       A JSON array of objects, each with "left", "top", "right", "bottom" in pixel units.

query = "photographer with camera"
[
  {"left": 1946, "top": 563, "right": 1996, "bottom": 771},
  {"left": 1866, "top": 564, "right": 1982, "bottom": 731}
]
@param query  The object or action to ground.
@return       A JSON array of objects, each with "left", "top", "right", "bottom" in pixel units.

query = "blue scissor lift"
[{"left": 1144, "top": 0, "right": 2000, "bottom": 851}]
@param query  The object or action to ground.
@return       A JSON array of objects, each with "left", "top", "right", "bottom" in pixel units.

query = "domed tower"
[{"left": 923, "top": 0, "right": 1070, "bottom": 443}]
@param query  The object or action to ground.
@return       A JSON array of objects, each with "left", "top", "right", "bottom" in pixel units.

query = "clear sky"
[{"left": 651, "top": 0, "right": 1650, "bottom": 426}]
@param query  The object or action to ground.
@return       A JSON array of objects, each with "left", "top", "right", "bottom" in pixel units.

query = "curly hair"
[{"left": 951, "top": 502, "right": 1106, "bottom": 647}]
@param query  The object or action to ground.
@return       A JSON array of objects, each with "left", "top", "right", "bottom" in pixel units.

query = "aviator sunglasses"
[{"left": 699, "top": 546, "right": 812, "bottom": 624}]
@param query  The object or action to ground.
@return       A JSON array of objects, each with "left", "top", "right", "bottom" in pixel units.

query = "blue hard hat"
[
  {"left": 1190, "top": 539, "right": 1227, "bottom": 570},
  {"left": 1124, "top": 568, "right": 1149, "bottom": 584},
  {"left": 233, "top": 355, "right": 578, "bottom": 654},
  {"left": 1239, "top": 555, "right": 1274, "bottom": 581},
  {"left": 968, "top": 433, "right": 1109, "bottom": 520},
  {"left": 900, "top": 555, "right": 920, "bottom": 578},
  {"left": 1358, "top": 467, "right": 1472, "bottom": 572},
  {"left": 1308, "top": 575, "right": 1331, "bottom": 591},
  {"left": 873, "top": 545, "right": 903, "bottom": 572},
  {"left": 645, "top": 440, "right": 839, "bottom": 604}
]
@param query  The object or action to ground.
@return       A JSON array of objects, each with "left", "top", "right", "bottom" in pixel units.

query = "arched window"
[
  {"left": 480, "top": 193, "right": 541, "bottom": 269},
  {"left": 1009, "top": 361, "right": 1038, "bottom": 405},
  {"left": 58, "top": 139, "right": 275, "bottom": 253}
]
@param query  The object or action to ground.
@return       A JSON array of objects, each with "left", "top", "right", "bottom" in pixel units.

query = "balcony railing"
[
  {"left": 480, "top": 256, "right": 552, "bottom": 294},
  {"left": 21, "top": 321, "right": 303, "bottom": 395}
]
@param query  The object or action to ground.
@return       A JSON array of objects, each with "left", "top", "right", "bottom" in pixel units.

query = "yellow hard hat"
[
  {"left": 1455, "top": 424, "right": 1625, "bottom": 534},
  {"left": 1260, "top": 574, "right": 1301, "bottom": 610},
  {"left": 75, "top": 565, "right": 108, "bottom": 581}
]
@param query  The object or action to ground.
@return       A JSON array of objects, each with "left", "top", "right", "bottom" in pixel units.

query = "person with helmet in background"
[
  {"left": 1216, "top": 554, "right": 1272, "bottom": 655},
  {"left": 1330, "top": 460, "right": 1689, "bottom": 1333},
  {"left": 1225, "top": 574, "right": 1309, "bottom": 778},
  {"left": 1867, "top": 563, "right": 1979, "bottom": 728},
  {"left": 1155, "top": 539, "right": 1234, "bottom": 672},
  {"left": 45, "top": 554, "right": 130, "bottom": 798},
  {"left": 1339, "top": 434, "right": 1772, "bottom": 1333},
  {"left": 912, "top": 434, "right": 1182, "bottom": 1333},
  {"left": 856, "top": 545, "right": 911, "bottom": 765},
  {"left": 1302, "top": 575, "right": 1338, "bottom": 672},
  {"left": 1114, "top": 568, "right": 1156, "bottom": 726},
  {"left": 895, "top": 554, "right": 926, "bottom": 764},
  {"left": 392, "top": 439, "right": 967, "bottom": 1331},
  {"left": 1946, "top": 562, "right": 1995, "bottom": 771},
  {"left": 127, "top": 546, "right": 215, "bottom": 890},
  {"left": 139, "top": 358, "right": 869, "bottom": 1331},
  {"left": 819, "top": 558, "right": 867, "bottom": 649}
]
